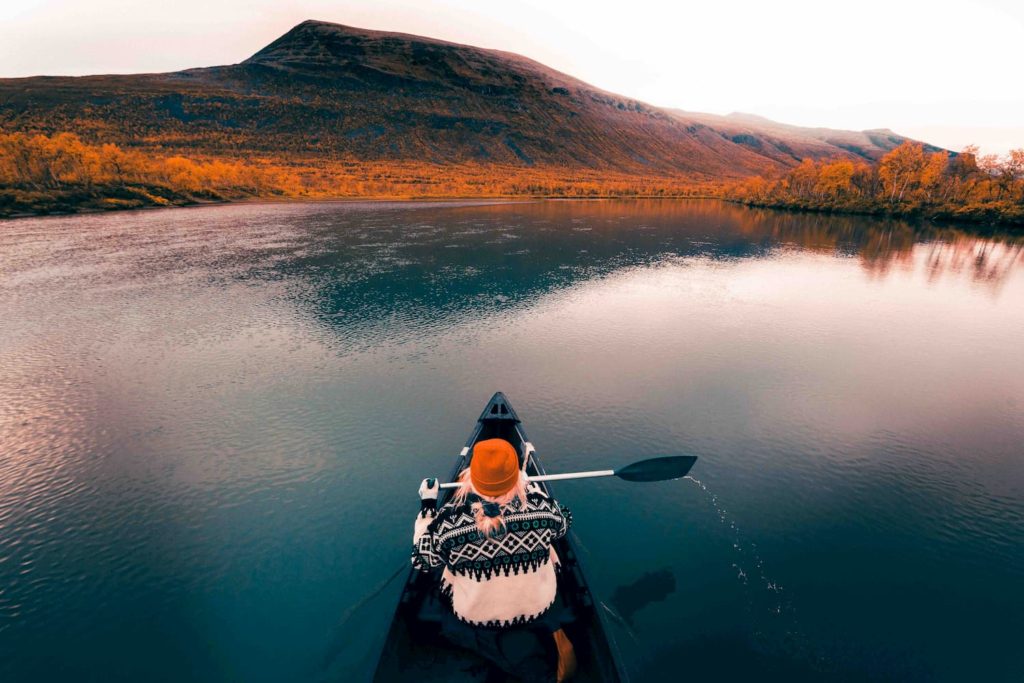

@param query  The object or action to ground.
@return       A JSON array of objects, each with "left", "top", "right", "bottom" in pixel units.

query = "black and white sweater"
[{"left": 412, "top": 486, "right": 572, "bottom": 628}]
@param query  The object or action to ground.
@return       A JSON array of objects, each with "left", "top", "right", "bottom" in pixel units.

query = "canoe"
[{"left": 372, "top": 392, "right": 628, "bottom": 682}]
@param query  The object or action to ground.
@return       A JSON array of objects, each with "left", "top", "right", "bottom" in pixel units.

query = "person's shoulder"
[
  {"left": 524, "top": 486, "right": 562, "bottom": 511},
  {"left": 525, "top": 483, "right": 549, "bottom": 499}
]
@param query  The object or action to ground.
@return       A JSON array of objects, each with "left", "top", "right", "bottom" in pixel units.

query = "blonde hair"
[{"left": 451, "top": 467, "right": 528, "bottom": 537}]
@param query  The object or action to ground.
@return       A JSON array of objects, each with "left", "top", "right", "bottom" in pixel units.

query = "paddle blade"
[{"left": 615, "top": 456, "right": 697, "bottom": 482}]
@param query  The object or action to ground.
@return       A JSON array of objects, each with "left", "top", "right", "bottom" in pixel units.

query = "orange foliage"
[
  {"left": 725, "top": 142, "right": 1024, "bottom": 226},
  {"left": 6, "top": 133, "right": 1021, "bottom": 227},
  {"left": 0, "top": 131, "right": 718, "bottom": 216}
]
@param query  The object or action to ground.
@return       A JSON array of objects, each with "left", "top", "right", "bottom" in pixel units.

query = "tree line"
[
  {"left": 0, "top": 131, "right": 293, "bottom": 212},
  {"left": 0, "top": 131, "right": 708, "bottom": 217},
  {"left": 724, "top": 142, "right": 1024, "bottom": 225},
  {"left": 4, "top": 131, "right": 1022, "bottom": 227}
]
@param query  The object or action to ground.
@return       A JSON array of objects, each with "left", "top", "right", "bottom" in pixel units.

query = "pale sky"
[{"left": 2, "top": 0, "right": 1022, "bottom": 155}]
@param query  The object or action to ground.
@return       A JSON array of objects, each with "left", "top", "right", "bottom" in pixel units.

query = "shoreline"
[
  {"left": 0, "top": 193, "right": 720, "bottom": 221},
  {"left": 4, "top": 193, "right": 1021, "bottom": 235},
  {"left": 723, "top": 198, "right": 1024, "bottom": 231}
]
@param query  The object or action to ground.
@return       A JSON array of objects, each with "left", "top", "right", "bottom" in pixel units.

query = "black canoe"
[{"left": 372, "top": 392, "right": 628, "bottom": 682}]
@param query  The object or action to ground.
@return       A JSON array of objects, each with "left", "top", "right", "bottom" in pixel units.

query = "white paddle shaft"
[{"left": 438, "top": 469, "right": 615, "bottom": 489}]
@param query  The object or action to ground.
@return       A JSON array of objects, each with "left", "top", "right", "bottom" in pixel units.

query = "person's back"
[{"left": 413, "top": 438, "right": 574, "bottom": 681}]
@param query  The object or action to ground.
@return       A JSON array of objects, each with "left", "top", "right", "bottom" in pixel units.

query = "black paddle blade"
[{"left": 615, "top": 456, "right": 697, "bottom": 482}]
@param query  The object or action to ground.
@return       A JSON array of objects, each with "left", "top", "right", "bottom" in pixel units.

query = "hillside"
[
  {"left": 672, "top": 111, "right": 944, "bottom": 166},
  {"left": 0, "top": 20, "right": 935, "bottom": 181}
]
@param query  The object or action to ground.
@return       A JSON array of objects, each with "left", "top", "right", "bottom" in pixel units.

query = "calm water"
[{"left": 1, "top": 200, "right": 1022, "bottom": 682}]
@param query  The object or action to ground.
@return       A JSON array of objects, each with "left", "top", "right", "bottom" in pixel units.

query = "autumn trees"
[
  {"left": 726, "top": 142, "right": 1024, "bottom": 226},
  {"left": 0, "top": 131, "right": 710, "bottom": 217},
  {"left": 875, "top": 143, "right": 949, "bottom": 203},
  {"left": 0, "top": 132, "right": 102, "bottom": 191},
  {"left": 0, "top": 132, "right": 304, "bottom": 215},
  {"left": 0, "top": 132, "right": 312, "bottom": 198},
  {"left": 3, "top": 131, "right": 1022, "bottom": 225}
]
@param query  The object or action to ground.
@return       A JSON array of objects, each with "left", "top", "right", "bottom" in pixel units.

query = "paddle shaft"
[{"left": 438, "top": 469, "right": 614, "bottom": 489}]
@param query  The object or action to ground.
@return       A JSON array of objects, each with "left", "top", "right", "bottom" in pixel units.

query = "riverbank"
[
  {"left": 7, "top": 189, "right": 1022, "bottom": 238},
  {"left": 6, "top": 133, "right": 1021, "bottom": 228},
  {"left": 0, "top": 189, "right": 726, "bottom": 220},
  {"left": 0, "top": 132, "right": 711, "bottom": 219},
  {"left": 723, "top": 143, "right": 1024, "bottom": 229},
  {"left": 726, "top": 197, "right": 1024, "bottom": 229}
]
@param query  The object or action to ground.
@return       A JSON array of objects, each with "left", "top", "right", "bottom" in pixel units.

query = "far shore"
[
  {"left": 3, "top": 193, "right": 1021, "bottom": 235},
  {"left": 0, "top": 193, "right": 722, "bottom": 221}
]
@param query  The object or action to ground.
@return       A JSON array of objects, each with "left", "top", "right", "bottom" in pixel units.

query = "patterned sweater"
[{"left": 412, "top": 485, "right": 572, "bottom": 628}]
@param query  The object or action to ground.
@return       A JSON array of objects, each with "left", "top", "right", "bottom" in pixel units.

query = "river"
[{"left": 1, "top": 199, "right": 1022, "bottom": 681}]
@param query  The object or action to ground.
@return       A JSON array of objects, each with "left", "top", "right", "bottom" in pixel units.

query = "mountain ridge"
[{"left": 0, "top": 20, "right": 942, "bottom": 179}]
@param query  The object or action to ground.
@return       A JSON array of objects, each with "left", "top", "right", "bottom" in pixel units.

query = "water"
[{"left": 1, "top": 199, "right": 1022, "bottom": 682}]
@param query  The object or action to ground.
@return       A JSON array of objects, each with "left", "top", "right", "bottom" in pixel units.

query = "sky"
[{"left": 1, "top": 0, "right": 1022, "bottom": 155}]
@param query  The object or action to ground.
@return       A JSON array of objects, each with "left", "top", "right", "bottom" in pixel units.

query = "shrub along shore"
[
  {"left": 723, "top": 143, "right": 1024, "bottom": 227},
  {"left": 0, "top": 132, "right": 706, "bottom": 218},
  {"left": 1, "top": 132, "right": 1021, "bottom": 229}
]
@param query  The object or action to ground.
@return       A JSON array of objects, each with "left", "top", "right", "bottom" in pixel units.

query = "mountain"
[
  {"left": 0, "top": 20, "right": 938, "bottom": 179},
  {"left": 670, "top": 111, "right": 942, "bottom": 166}
]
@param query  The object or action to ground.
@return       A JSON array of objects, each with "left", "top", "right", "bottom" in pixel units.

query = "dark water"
[{"left": 1, "top": 199, "right": 1022, "bottom": 682}]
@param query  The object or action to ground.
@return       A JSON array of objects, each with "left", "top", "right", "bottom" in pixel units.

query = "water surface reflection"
[{"left": 0, "top": 200, "right": 1022, "bottom": 682}]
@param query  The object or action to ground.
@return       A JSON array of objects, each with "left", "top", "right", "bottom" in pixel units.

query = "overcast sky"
[{"left": 2, "top": 0, "right": 1022, "bottom": 155}]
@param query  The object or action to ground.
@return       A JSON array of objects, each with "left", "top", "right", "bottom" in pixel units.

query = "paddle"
[{"left": 437, "top": 455, "right": 697, "bottom": 489}]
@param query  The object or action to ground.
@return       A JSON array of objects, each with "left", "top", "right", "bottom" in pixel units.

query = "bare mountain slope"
[
  {"left": 0, "top": 20, "right": 937, "bottom": 178},
  {"left": 672, "top": 110, "right": 943, "bottom": 166}
]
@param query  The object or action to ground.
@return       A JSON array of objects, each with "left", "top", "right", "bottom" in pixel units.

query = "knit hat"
[{"left": 470, "top": 438, "right": 519, "bottom": 497}]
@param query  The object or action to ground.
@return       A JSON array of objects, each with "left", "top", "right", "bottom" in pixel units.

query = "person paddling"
[{"left": 414, "top": 437, "right": 577, "bottom": 682}]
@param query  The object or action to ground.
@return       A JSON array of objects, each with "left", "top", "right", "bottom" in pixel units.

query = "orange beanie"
[{"left": 470, "top": 439, "right": 520, "bottom": 497}]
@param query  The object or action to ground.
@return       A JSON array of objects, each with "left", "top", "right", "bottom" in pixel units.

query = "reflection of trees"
[
  {"left": 282, "top": 199, "right": 1024, "bottom": 347},
  {"left": 494, "top": 199, "right": 1024, "bottom": 290},
  {"left": 919, "top": 236, "right": 1024, "bottom": 291},
  {"left": 727, "top": 205, "right": 1024, "bottom": 290}
]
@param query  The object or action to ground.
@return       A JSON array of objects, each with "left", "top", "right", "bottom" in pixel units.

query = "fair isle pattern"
[
  {"left": 414, "top": 492, "right": 571, "bottom": 580},
  {"left": 411, "top": 506, "right": 439, "bottom": 574},
  {"left": 411, "top": 489, "right": 572, "bottom": 627}
]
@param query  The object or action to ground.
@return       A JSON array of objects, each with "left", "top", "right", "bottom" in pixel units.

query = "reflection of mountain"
[
  {"left": 275, "top": 201, "right": 1024, "bottom": 344},
  {"left": 283, "top": 201, "right": 772, "bottom": 347}
]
